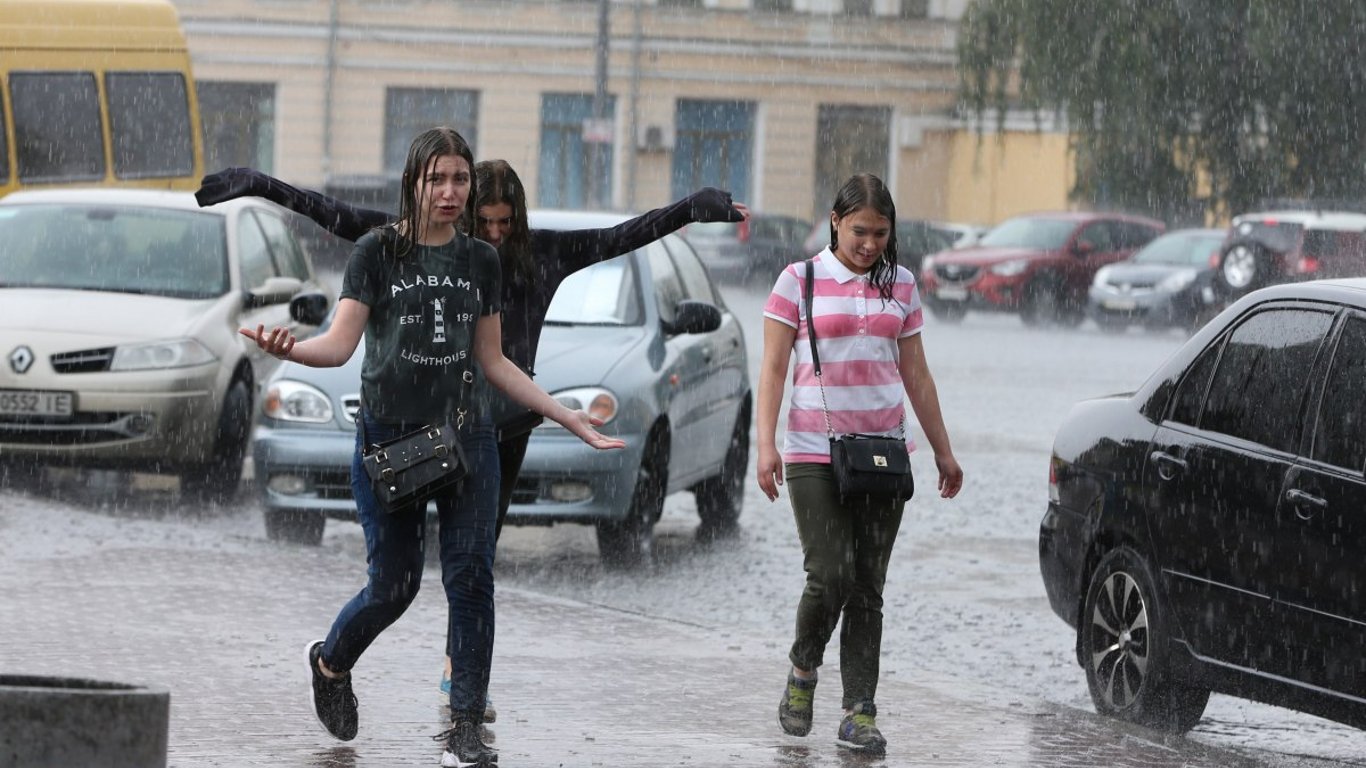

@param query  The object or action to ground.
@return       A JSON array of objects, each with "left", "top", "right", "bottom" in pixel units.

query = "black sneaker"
[
  {"left": 778, "top": 671, "right": 817, "bottom": 736},
  {"left": 306, "top": 640, "right": 358, "bottom": 741},
  {"left": 836, "top": 701, "right": 887, "bottom": 755},
  {"left": 436, "top": 716, "right": 498, "bottom": 767}
]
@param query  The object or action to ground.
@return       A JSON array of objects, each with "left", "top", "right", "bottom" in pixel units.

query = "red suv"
[{"left": 919, "top": 212, "right": 1164, "bottom": 326}]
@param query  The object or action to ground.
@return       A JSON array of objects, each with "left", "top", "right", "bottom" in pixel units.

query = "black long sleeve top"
[{"left": 196, "top": 168, "right": 743, "bottom": 371}]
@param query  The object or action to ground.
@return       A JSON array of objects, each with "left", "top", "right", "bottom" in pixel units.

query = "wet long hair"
[
  {"left": 392, "top": 126, "right": 477, "bottom": 260},
  {"left": 462, "top": 159, "right": 534, "bottom": 286},
  {"left": 828, "top": 173, "right": 900, "bottom": 302}
]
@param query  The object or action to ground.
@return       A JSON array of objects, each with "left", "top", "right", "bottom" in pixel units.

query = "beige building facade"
[{"left": 179, "top": 0, "right": 1068, "bottom": 229}]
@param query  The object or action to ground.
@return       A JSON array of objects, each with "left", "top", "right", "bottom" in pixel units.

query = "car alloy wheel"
[{"left": 1081, "top": 547, "right": 1209, "bottom": 733}]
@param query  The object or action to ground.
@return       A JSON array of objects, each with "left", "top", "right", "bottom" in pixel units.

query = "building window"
[
  {"left": 198, "top": 81, "right": 275, "bottom": 175},
  {"left": 659, "top": 0, "right": 702, "bottom": 7},
  {"left": 672, "top": 99, "right": 754, "bottom": 203},
  {"left": 539, "top": 93, "right": 616, "bottom": 210},
  {"left": 754, "top": 0, "right": 793, "bottom": 9},
  {"left": 899, "top": 0, "right": 929, "bottom": 17},
  {"left": 844, "top": 0, "right": 873, "bottom": 15},
  {"left": 383, "top": 88, "right": 479, "bottom": 175},
  {"left": 813, "top": 104, "right": 889, "bottom": 220}
]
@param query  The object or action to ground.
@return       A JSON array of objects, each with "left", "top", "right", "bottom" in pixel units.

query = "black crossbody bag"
[
  {"left": 804, "top": 259, "right": 915, "bottom": 503},
  {"left": 357, "top": 372, "right": 473, "bottom": 513}
]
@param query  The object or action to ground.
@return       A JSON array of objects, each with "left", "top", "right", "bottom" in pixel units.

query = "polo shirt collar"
[{"left": 817, "top": 247, "right": 864, "bottom": 284}]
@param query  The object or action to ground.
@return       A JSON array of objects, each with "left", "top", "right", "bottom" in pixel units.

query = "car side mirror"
[
  {"left": 289, "top": 292, "right": 331, "bottom": 326},
  {"left": 665, "top": 300, "right": 722, "bottom": 335},
  {"left": 1073, "top": 241, "right": 1096, "bottom": 256},
  {"left": 244, "top": 276, "right": 304, "bottom": 308}
]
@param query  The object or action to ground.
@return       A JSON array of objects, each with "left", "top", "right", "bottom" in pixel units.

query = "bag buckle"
[
  {"left": 874, "top": 455, "right": 887, "bottom": 467},
  {"left": 375, "top": 449, "right": 388, "bottom": 463},
  {"left": 380, "top": 467, "right": 394, "bottom": 482}
]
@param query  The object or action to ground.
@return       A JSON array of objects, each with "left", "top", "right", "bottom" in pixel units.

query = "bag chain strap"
[{"left": 802, "top": 258, "right": 905, "bottom": 441}]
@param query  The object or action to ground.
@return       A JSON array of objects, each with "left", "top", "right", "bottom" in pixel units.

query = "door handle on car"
[
  {"left": 1149, "top": 450, "right": 1187, "bottom": 480},
  {"left": 1284, "top": 488, "right": 1327, "bottom": 520}
]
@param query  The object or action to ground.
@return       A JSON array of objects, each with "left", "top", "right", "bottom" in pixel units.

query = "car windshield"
[
  {"left": 1132, "top": 232, "right": 1224, "bottom": 266},
  {"left": 543, "top": 257, "right": 641, "bottom": 326},
  {"left": 0, "top": 204, "right": 228, "bottom": 298},
  {"left": 684, "top": 221, "right": 739, "bottom": 241},
  {"left": 978, "top": 217, "right": 1075, "bottom": 250}
]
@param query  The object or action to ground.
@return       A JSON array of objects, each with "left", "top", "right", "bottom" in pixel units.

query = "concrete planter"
[{"left": 0, "top": 675, "right": 168, "bottom": 768}]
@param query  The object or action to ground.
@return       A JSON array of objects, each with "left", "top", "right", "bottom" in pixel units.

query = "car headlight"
[
  {"left": 1092, "top": 266, "right": 1113, "bottom": 287},
  {"left": 921, "top": 255, "right": 936, "bottom": 273},
  {"left": 1158, "top": 269, "right": 1198, "bottom": 292},
  {"left": 990, "top": 259, "right": 1030, "bottom": 277},
  {"left": 110, "top": 339, "right": 216, "bottom": 371},
  {"left": 263, "top": 380, "right": 334, "bottom": 423},
  {"left": 541, "top": 387, "right": 619, "bottom": 428}
]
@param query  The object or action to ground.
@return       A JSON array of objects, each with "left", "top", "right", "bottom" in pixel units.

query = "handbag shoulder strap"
[
  {"left": 804, "top": 259, "right": 835, "bottom": 439},
  {"left": 804, "top": 258, "right": 822, "bottom": 376}
]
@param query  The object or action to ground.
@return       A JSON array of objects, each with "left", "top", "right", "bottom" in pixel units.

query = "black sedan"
[
  {"left": 1087, "top": 228, "right": 1226, "bottom": 331},
  {"left": 1040, "top": 278, "right": 1366, "bottom": 733}
]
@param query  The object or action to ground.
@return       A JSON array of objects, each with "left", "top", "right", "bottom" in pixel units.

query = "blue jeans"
[{"left": 321, "top": 413, "right": 499, "bottom": 722}]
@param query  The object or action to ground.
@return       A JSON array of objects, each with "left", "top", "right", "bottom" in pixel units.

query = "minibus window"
[
  {"left": 10, "top": 72, "right": 104, "bottom": 182},
  {"left": 107, "top": 72, "right": 194, "bottom": 178}
]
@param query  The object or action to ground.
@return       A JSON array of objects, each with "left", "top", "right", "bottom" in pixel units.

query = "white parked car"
[{"left": 0, "top": 188, "right": 329, "bottom": 497}]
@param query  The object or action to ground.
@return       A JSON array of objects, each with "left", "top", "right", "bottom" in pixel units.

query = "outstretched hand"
[
  {"left": 560, "top": 410, "right": 626, "bottom": 451},
  {"left": 692, "top": 187, "right": 750, "bottom": 224},
  {"left": 196, "top": 167, "right": 268, "bottom": 208},
  {"left": 239, "top": 324, "right": 295, "bottom": 360}
]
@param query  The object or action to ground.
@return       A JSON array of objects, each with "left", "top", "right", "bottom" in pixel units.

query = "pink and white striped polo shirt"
[{"left": 763, "top": 248, "right": 924, "bottom": 464}]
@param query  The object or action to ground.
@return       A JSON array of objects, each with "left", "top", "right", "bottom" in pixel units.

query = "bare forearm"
[
  {"left": 907, "top": 371, "right": 953, "bottom": 457},
  {"left": 482, "top": 356, "right": 573, "bottom": 423}
]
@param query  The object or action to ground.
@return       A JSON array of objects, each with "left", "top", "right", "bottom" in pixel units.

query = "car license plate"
[
  {"left": 1103, "top": 298, "right": 1137, "bottom": 311},
  {"left": 0, "top": 389, "right": 74, "bottom": 417},
  {"left": 936, "top": 286, "right": 969, "bottom": 301}
]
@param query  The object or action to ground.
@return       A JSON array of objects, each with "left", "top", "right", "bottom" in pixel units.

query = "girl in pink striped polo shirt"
[{"left": 757, "top": 173, "right": 963, "bottom": 755}]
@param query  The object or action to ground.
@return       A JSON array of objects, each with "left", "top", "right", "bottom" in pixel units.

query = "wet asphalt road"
[{"left": 1, "top": 280, "right": 1363, "bottom": 766}]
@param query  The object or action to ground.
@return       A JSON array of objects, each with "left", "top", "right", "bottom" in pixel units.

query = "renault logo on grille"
[{"left": 9, "top": 346, "right": 34, "bottom": 374}]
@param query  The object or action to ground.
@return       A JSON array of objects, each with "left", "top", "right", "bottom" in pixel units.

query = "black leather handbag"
[
  {"left": 360, "top": 421, "right": 467, "bottom": 513},
  {"left": 804, "top": 259, "right": 914, "bottom": 503}
]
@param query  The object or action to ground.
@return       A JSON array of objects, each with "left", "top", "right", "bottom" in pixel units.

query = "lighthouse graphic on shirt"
[{"left": 432, "top": 297, "right": 446, "bottom": 343}]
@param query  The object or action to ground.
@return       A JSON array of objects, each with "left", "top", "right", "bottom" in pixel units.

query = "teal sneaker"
[
  {"left": 836, "top": 701, "right": 887, "bottom": 755},
  {"left": 439, "top": 669, "right": 497, "bottom": 724},
  {"left": 778, "top": 672, "right": 816, "bottom": 736}
]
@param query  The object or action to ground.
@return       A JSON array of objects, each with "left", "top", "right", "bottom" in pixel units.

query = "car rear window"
[
  {"left": 1232, "top": 219, "right": 1302, "bottom": 253},
  {"left": 0, "top": 203, "right": 228, "bottom": 298},
  {"left": 1133, "top": 232, "right": 1224, "bottom": 266}
]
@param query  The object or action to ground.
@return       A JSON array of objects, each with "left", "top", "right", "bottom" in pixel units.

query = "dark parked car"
[
  {"left": 684, "top": 213, "right": 811, "bottom": 283},
  {"left": 1215, "top": 209, "right": 1366, "bottom": 298},
  {"left": 1087, "top": 228, "right": 1226, "bottom": 331},
  {"left": 1041, "top": 278, "right": 1366, "bottom": 733},
  {"left": 253, "top": 210, "right": 751, "bottom": 567},
  {"left": 919, "top": 212, "right": 1164, "bottom": 326}
]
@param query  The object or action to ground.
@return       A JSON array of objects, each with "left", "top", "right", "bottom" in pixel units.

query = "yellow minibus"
[{"left": 0, "top": 0, "right": 203, "bottom": 197}]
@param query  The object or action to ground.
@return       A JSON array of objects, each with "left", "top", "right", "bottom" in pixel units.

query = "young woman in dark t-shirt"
[{"left": 240, "top": 127, "right": 623, "bottom": 768}]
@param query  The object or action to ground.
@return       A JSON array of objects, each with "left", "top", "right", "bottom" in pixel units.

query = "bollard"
[{"left": 0, "top": 675, "right": 168, "bottom": 768}]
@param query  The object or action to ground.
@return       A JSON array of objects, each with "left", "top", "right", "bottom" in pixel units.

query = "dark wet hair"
[
  {"left": 393, "top": 126, "right": 476, "bottom": 260},
  {"left": 828, "top": 173, "right": 899, "bottom": 301},
  {"left": 465, "top": 159, "right": 534, "bottom": 286}
]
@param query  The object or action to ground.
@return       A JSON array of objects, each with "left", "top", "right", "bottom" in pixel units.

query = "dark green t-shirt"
[{"left": 340, "top": 228, "right": 501, "bottom": 425}]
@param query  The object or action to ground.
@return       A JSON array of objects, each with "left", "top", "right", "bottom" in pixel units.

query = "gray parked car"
[
  {"left": 253, "top": 210, "right": 752, "bottom": 565},
  {"left": 0, "top": 188, "right": 329, "bottom": 498}
]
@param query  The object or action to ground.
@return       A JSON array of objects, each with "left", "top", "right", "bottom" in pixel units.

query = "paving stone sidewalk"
[{"left": 0, "top": 502, "right": 1273, "bottom": 768}]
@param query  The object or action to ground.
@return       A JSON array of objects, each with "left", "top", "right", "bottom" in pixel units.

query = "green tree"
[{"left": 958, "top": 0, "right": 1366, "bottom": 223}]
